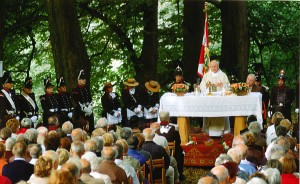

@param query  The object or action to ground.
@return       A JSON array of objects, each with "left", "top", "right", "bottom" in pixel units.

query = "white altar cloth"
[{"left": 159, "top": 92, "right": 263, "bottom": 125}]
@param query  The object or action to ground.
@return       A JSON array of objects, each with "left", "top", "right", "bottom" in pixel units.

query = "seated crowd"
[
  {"left": 0, "top": 111, "right": 184, "bottom": 184},
  {"left": 198, "top": 111, "right": 299, "bottom": 184}
]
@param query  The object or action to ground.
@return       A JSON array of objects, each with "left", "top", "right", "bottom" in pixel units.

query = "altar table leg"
[
  {"left": 177, "top": 117, "right": 190, "bottom": 145},
  {"left": 234, "top": 116, "right": 246, "bottom": 136}
]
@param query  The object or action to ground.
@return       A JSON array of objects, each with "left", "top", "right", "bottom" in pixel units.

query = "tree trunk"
[
  {"left": 136, "top": 0, "right": 158, "bottom": 85},
  {"left": 182, "top": 0, "right": 205, "bottom": 85},
  {"left": 46, "top": 0, "right": 90, "bottom": 91},
  {"left": 220, "top": 0, "right": 249, "bottom": 82},
  {"left": 0, "top": 0, "right": 4, "bottom": 62}
]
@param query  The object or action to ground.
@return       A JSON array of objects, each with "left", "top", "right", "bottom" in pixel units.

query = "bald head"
[
  {"left": 211, "top": 165, "right": 229, "bottom": 184},
  {"left": 198, "top": 172, "right": 219, "bottom": 184},
  {"left": 143, "top": 128, "right": 155, "bottom": 141},
  {"left": 234, "top": 144, "right": 248, "bottom": 159},
  {"left": 101, "top": 146, "right": 116, "bottom": 161},
  {"left": 80, "top": 159, "right": 91, "bottom": 173},
  {"left": 150, "top": 122, "right": 160, "bottom": 133},
  {"left": 71, "top": 128, "right": 84, "bottom": 142}
]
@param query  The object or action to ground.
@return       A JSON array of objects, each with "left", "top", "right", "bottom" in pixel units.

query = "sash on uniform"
[
  {"left": 1, "top": 89, "right": 16, "bottom": 114},
  {"left": 21, "top": 91, "right": 36, "bottom": 110}
]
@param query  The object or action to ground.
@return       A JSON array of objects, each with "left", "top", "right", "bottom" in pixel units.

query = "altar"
[{"left": 159, "top": 92, "right": 262, "bottom": 144}]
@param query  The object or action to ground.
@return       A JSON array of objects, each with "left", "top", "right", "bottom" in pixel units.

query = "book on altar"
[
  {"left": 144, "top": 108, "right": 158, "bottom": 119},
  {"left": 107, "top": 113, "right": 122, "bottom": 125}
]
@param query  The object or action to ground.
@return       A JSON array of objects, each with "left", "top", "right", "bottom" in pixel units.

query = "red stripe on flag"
[{"left": 197, "top": 13, "right": 209, "bottom": 78}]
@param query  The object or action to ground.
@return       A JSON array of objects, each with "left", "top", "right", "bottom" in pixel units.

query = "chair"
[
  {"left": 140, "top": 163, "right": 146, "bottom": 184},
  {"left": 148, "top": 157, "right": 166, "bottom": 184},
  {"left": 168, "top": 141, "right": 176, "bottom": 156}
]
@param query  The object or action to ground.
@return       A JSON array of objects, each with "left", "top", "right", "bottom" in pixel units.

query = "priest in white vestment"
[{"left": 200, "top": 60, "right": 231, "bottom": 136}]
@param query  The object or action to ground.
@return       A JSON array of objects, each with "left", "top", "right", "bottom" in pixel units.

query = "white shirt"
[
  {"left": 153, "top": 133, "right": 168, "bottom": 148},
  {"left": 90, "top": 171, "right": 112, "bottom": 184},
  {"left": 266, "top": 125, "right": 276, "bottom": 145},
  {"left": 115, "top": 159, "right": 140, "bottom": 184}
]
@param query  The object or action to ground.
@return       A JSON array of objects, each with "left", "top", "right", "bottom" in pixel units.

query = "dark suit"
[
  {"left": 56, "top": 92, "right": 74, "bottom": 124},
  {"left": 159, "top": 124, "right": 184, "bottom": 176},
  {"left": 40, "top": 93, "right": 59, "bottom": 128},
  {"left": 0, "top": 89, "right": 17, "bottom": 129},
  {"left": 2, "top": 159, "right": 34, "bottom": 183},
  {"left": 270, "top": 86, "right": 294, "bottom": 121},
  {"left": 142, "top": 141, "right": 170, "bottom": 179},
  {"left": 141, "top": 90, "right": 159, "bottom": 125},
  {"left": 15, "top": 92, "right": 39, "bottom": 123},
  {"left": 72, "top": 85, "right": 94, "bottom": 134},
  {"left": 101, "top": 92, "right": 121, "bottom": 118},
  {"left": 121, "top": 88, "right": 142, "bottom": 126},
  {"left": 250, "top": 84, "right": 262, "bottom": 93}
]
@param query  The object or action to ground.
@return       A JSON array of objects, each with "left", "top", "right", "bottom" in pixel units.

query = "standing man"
[
  {"left": 56, "top": 76, "right": 74, "bottom": 125},
  {"left": 270, "top": 70, "right": 294, "bottom": 122},
  {"left": 0, "top": 71, "right": 17, "bottom": 129},
  {"left": 141, "top": 80, "right": 160, "bottom": 128},
  {"left": 246, "top": 74, "right": 262, "bottom": 93},
  {"left": 72, "top": 69, "right": 94, "bottom": 134},
  {"left": 200, "top": 59, "right": 231, "bottom": 137},
  {"left": 101, "top": 82, "right": 122, "bottom": 124},
  {"left": 121, "top": 78, "right": 143, "bottom": 127},
  {"left": 16, "top": 76, "right": 39, "bottom": 128},
  {"left": 40, "top": 77, "right": 59, "bottom": 128}
]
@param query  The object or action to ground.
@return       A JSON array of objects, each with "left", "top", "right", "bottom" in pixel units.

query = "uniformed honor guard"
[
  {"left": 270, "top": 70, "right": 294, "bottom": 122},
  {"left": 101, "top": 82, "right": 122, "bottom": 124},
  {"left": 141, "top": 80, "right": 160, "bottom": 128},
  {"left": 168, "top": 65, "right": 191, "bottom": 91},
  {"left": 56, "top": 76, "right": 74, "bottom": 125},
  {"left": 121, "top": 78, "right": 143, "bottom": 127},
  {"left": 16, "top": 76, "right": 39, "bottom": 128},
  {"left": 72, "top": 69, "right": 94, "bottom": 134},
  {"left": 40, "top": 76, "right": 59, "bottom": 128},
  {"left": 0, "top": 71, "right": 17, "bottom": 128}
]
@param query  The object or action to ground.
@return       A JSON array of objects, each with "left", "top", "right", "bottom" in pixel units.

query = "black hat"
[
  {"left": 24, "top": 77, "right": 33, "bottom": 89},
  {"left": 2, "top": 71, "right": 13, "bottom": 84},
  {"left": 78, "top": 69, "right": 86, "bottom": 80},
  {"left": 175, "top": 65, "right": 183, "bottom": 76},
  {"left": 102, "top": 82, "right": 115, "bottom": 91},
  {"left": 57, "top": 76, "right": 66, "bottom": 88},
  {"left": 44, "top": 77, "right": 54, "bottom": 89},
  {"left": 255, "top": 72, "right": 261, "bottom": 82},
  {"left": 278, "top": 69, "right": 285, "bottom": 80}
]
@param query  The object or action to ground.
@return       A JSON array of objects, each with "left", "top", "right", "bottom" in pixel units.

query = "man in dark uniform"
[
  {"left": 15, "top": 76, "right": 39, "bottom": 128},
  {"left": 72, "top": 70, "right": 94, "bottom": 134},
  {"left": 121, "top": 78, "right": 143, "bottom": 127},
  {"left": 270, "top": 70, "right": 294, "bottom": 122},
  {"left": 0, "top": 71, "right": 17, "bottom": 128},
  {"left": 101, "top": 82, "right": 121, "bottom": 124},
  {"left": 56, "top": 76, "right": 74, "bottom": 125},
  {"left": 255, "top": 72, "right": 269, "bottom": 129},
  {"left": 141, "top": 80, "right": 160, "bottom": 128},
  {"left": 168, "top": 65, "right": 191, "bottom": 91},
  {"left": 159, "top": 111, "right": 185, "bottom": 181},
  {"left": 40, "top": 77, "right": 59, "bottom": 128}
]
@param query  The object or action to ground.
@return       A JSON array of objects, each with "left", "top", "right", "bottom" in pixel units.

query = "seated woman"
[{"left": 27, "top": 156, "right": 53, "bottom": 183}]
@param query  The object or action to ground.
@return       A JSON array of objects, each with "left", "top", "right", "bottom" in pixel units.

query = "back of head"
[
  {"left": 246, "top": 115, "right": 257, "bottom": 126},
  {"left": 44, "top": 132, "right": 61, "bottom": 151},
  {"left": 57, "top": 148, "right": 70, "bottom": 166},
  {"left": 265, "top": 159, "right": 282, "bottom": 174},
  {"left": 0, "top": 142, "right": 5, "bottom": 158},
  {"left": 84, "top": 139, "right": 97, "bottom": 153},
  {"left": 271, "top": 112, "right": 284, "bottom": 127},
  {"left": 215, "top": 154, "right": 233, "bottom": 166},
  {"left": 12, "top": 141, "right": 27, "bottom": 157},
  {"left": 133, "top": 133, "right": 145, "bottom": 149},
  {"left": 120, "top": 127, "right": 132, "bottom": 140},
  {"left": 24, "top": 128, "right": 38, "bottom": 144},
  {"left": 227, "top": 148, "right": 242, "bottom": 164},
  {"left": 102, "top": 132, "right": 114, "bottom": 146},
  {"left": 279, "top": 119, "right": 292, "bottom": 131},
  {"left": 113, "top": 143, "right": 123, "bottom": 159},
  {"left": 232, "top": 135, "right": 247, "bottom": 147},
  {"left": 263, "top": 168, "right": 281, "bottom": 184},
  {"left": 211, "top": 165, "right": 229, "bottom": 183},
  {"left": 101, "top": 146, "right": 116, "bottom": 161},
  {"left": 30, "top": 144, "right": 42, "bottom": 159},
  {"left": 43, "top": 150, "right": 59, "bottom": 169},
  {"left": 48, "top": 116, "right": 59, "bottom": 126},
  {"left": 127, "top": 136, "right": 139, "bottom": 150},
  {"left": 80, "top": 158, "right": 91, "bottom": 174},
  {"left": 280, "top": 156, "right": 297, "bottom": 174},
  {"left": 275, "top": 125, "right": 287, "bottom": 137},
  {"left": 21, "top": 118, "right": 32, "bottom": 128},
  {"left": 62, "top": 121, "right": 73, "bottom": 134},
  {"left": 235, "top": 144, "right": 248, "bottom": 159},
  {"left": 150, "top": 122, "right": 160, "bottom": 132},
  {"left": 0, "top": 127, "right": 12, "bottom": 140},
  {"left": 143, "top": 128, "right": 155, "bottom": 141},
  {"left": 247, "top": 177, "right": 267, "bottom": 184},
  {"left": 71, "top": 128, "right": 83, "bottom": 142},
  {"left": 49, "top": 170, "right": 75, "bottom": 184},
  {"left": 198, "top": 172, "right": 219, "bottom": 184},
  {"left": 268, "top": 144, "right": 285, "bottom": 160},
  {"left": 5, "top": 137, "right": 15, "bottom": 151},
  {"left": 60, "top": 137, "right": 71, "bottom": 151},
  {"left": 71, "top": 141, "right": 85, "bottom": 156},
  {"left": 221, "top": 161, "right": 238, "bottom": 179},
  {"left": 116, "top": 139, "right": 128, "bottom": 154},
  {"left": 6, "top": 118, "right": 20, "bottom": 133},
  {"left": 37, "top": 126, "right": 48, "bottom": 137},
  {"left": 248, "top": 121, "right": 261, "bottom": 134},
  {"left": 159, "top": 111, "right": 170, "bottom": 122},
  {"left": 96, "top": 118, "right": 108, "bottom": 129},
  {"left": 34, "top": 156, "right": 53, "bottom": 177},
  {"left": 129, "top": 115, "right": 139, "bottom": 129},
  {"left": 81, "top": 151, "right": 99, "bottom": 171},
  {"left": 64, "top": 157, "right": 82, "bottom": 177}
]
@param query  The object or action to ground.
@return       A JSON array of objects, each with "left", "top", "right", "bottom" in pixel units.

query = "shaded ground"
[{"left": 181, "top": 166, "right": 212, "bottom": 184}]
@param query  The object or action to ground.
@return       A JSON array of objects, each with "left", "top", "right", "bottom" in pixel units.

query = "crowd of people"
[{"left": 0, "top": 58, "right": 298, "bottom": 184}]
